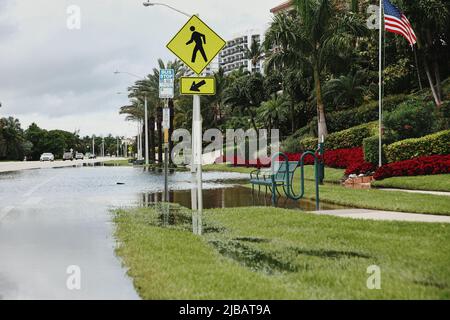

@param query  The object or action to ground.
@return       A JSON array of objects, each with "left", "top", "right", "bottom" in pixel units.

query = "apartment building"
[{"left": 219, "top": 30, "right": 265, "bottom": 75}]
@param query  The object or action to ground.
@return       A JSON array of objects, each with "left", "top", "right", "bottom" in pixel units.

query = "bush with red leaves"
[
  {"left": 216, "top": 147, "right": 376, "bottom": 175},
  {"left": 373, "top": 155, "right": 450, "bottom": 180}
]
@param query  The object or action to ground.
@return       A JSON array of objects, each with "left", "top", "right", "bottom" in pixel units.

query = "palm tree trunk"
[
  {"left": 314, "top": 66, "right": 328, "bottom": 140},
  {"left": 157, "top": 107, "right": 163, "bottom": 165},
  {"left": 149, "top": 115, "right": 155, "bottom": 163},
  {"left": 290, "top": 102, "right": 295, "bottom": 134},
  {"left": 424, "top": 58, "right": 442, "bottom": 107},
  {"left": 169, "top": 99, "right": 174, "bottom": 165}
]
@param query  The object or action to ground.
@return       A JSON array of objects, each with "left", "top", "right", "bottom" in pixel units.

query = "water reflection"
[{"left": 139, "top": 186, "right": 345, "bottom": 211}]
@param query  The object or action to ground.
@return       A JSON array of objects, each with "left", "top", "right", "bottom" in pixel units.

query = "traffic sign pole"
[
  {"left": 144, "top": 95, "right": 149, "bottom": 166},
  {"left": 193, "top": 94, "right": 203, "bottom": 235},
  {"left": 166, "top": 15, "right": 224, "bottom": 235}
]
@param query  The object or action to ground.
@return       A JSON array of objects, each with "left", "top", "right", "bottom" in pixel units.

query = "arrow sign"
[
  {"left": 180, "top": 77, "right": 216, "bottom": 95},
  {"left": 190, "top": 80, "right": 207, "bottom": 92}
]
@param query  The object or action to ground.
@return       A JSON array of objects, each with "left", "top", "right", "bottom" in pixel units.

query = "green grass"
[
  {"left": 104, "top": 159, "right": 132, "bottom": 166},
  {"left": 372, "top": 175, "right": 450, "bottom": 192},
  {"left": 271, "top": 176, "right": 450, "bottom": 215},
  {"left": 203, "top": 164, "right": 255, "bottom": 174},
  {"left": 114, "top": 205, "right": 450, "bottom": 299}
]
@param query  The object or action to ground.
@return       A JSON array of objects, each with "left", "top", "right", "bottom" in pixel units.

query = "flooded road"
[{"left": 0, "top": 166, "right": 246, "bottom": 299}]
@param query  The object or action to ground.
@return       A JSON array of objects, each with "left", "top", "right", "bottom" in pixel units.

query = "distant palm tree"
[
  {"left": 323, "top": 70, "right": 367, "bottom": 109},
  {"left": 256, "top": 94, "right": 289, "bottom": 132},
  {"left": 244, "top": 39, "right": 264, "bottom": 73}
]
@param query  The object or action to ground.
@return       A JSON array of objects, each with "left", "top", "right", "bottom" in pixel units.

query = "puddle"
[{"left": 140, "top": 186, "right": 346, "bottom": 211}]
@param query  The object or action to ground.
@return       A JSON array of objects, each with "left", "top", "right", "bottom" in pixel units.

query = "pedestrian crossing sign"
[{"left": 166, "top": 15, "right": 226, "bottom": 75}]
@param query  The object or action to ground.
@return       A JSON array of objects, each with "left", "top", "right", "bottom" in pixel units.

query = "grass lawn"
[
  {"left": 114, "top": 205, "right": 450, "bottom": 299},
  {"left": 104, "top": 159, "right": 131, "bottom": 166},
  {"left": 372, "top": 175, "right": 450, "bottom": 192}
]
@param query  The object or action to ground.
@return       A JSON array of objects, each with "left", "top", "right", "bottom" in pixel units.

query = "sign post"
[
  {"left": 166, "top": 15, "right": 225, "bottom": 235},
  {"left": 159, "top": 69, "right": 174, "bottom": 200}
]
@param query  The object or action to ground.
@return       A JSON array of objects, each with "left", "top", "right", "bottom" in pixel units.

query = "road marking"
[
  {"left": 0, "top": 206, "right": 14, "bottom": 222},
  {"left": 23, "top": 177, "right": 56, "bottom": 197}
]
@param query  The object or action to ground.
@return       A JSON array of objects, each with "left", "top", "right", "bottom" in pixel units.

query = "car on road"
[
  {"left": 75, "top": 153, "right": 84, "bottom": 160},
  {"left": 40, "top": 153, "right": 55, "bottom": 162},
  {"left": 63, "top": 152, "right": 74, "bottom": 161},
  {"left": 87, "top": 153, "right": 96, "bottom": 159}
]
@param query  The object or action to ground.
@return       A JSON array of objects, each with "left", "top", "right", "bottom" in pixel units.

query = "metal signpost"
[
  {"left": 166, "top": 15, "right": 225, "bottom": 235},
  {"left": 159, "top": 69, "right": 175, "bottom": 201}
]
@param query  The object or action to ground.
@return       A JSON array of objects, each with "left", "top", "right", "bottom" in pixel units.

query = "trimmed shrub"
[
  {"left": 385, "top": 130, "right": 450, "bottom": 163},
  {"left": 325, "top": 122, "right": 378, "bottom": 150},
  {"left": 384, "top": 99, "right": 436, "bottom": 141},
  {"left": 373, "top": 155, "right": 450, "bottom": 180},
  {"left": 363, "top": 136, "right": 388, "bottom": 165},
  {"left": 300, "top": 137, "right": 318, "bottom": 151},
  {"left": 280, "top": 94, "right": 408, "bottom": 151}
]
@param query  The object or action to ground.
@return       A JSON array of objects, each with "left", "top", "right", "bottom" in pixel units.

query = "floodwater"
[
  {"left": 143, "top": 186, "right": 344, "bottom": 211},
  {"left": 0, "top": 165, "right": 341, "bottom": 300},
  {"left": 0, "top": 166, "right": 246, "bottom": 300}
]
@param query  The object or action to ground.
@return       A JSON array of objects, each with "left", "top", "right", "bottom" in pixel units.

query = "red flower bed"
[
  {"left": 216, "top": 147, "right": 376, "bottom": 175},
  {"left": 373, "top": 155, "right": 450, "bottom": 180}
]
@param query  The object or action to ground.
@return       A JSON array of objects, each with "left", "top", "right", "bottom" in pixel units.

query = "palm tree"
[
  {"left": 244, "top": 39, "right": 264, "bottom": 73},
  {"left": 256, "top": 94, "right": 289, "bottom": 132},
  {"left": 148, "top": 59, "right": 185, "bottom": 165},
  {"left": 264, "top": 0, "right": 366, "bottom": 139},
  {"left": 323, "top": 70, "right": 367, "bottom": 109}
]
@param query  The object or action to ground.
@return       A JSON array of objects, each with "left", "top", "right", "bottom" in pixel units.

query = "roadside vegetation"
[{"left": 114, "top": 205, "right": 450, "bottom": 299}]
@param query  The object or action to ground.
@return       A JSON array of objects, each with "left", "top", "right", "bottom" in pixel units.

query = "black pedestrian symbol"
[{"left": 186, "top": 26, "right": 207, "bottom": 63}]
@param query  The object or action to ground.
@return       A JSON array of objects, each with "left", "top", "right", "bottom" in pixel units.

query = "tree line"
[{"left": 0, "top": 119, "right": 123, "bottom": 161}]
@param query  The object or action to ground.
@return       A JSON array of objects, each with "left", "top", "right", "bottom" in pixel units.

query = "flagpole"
[{"left": 378, "top": 0, "right": 383, "bottom": 168}]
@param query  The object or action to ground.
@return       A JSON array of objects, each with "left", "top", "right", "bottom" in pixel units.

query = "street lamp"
[
  {"left": 142, "top": 1, "right": 191, "bottom": 18},
  {"left": 114, "top": 71, "right": 149, "bottom": 165}
]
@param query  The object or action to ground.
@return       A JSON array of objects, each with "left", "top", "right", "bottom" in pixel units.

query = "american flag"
[{"left": 384, "top": 0, "right": 417, "bottom": 46}]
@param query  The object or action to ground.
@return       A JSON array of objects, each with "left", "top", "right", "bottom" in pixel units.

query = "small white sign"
[
  {"left": 162, "top": 108, "right": 170, "bottom": 129},
  {"left": 159, "top": 69, "right": 175, "bottom": 99}
]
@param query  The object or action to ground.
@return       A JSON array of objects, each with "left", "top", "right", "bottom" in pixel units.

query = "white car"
[{"left": 40, "top": 153, "right": 55, "bottom": 162}]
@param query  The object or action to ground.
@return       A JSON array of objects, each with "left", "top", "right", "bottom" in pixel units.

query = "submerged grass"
[{"left": 114, "top": 205, "right": 450, "bottom": 299}]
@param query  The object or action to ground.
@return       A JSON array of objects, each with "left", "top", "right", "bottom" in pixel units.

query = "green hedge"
[
  {"left": 300, "top": 137, "right": 318, "bottom": 151},
  {"left": 385, "top": 130, "right": 450, "bottom": 163},
  {"left": 363, "top": 136, "right": 388, "bottom": 165},
  {"left": 325, "top": 122, "right": 378, "bottom": 150}
]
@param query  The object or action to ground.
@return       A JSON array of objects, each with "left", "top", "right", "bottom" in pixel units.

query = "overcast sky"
[{"left": 0, "top": 0, "right": 281, "bottom": 137}]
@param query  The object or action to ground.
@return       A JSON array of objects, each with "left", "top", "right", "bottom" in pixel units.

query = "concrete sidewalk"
[
  {"left": 380, "top": 188, "right": 450, "bottom": 197},
  {"left": 316, "top": 209, "right": 450, "bottom": 223},
  {"left": 0, "top": 157, "right": 125, "bottom": 173}
]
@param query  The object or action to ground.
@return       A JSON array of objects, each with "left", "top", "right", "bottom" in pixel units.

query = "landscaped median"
[
  {"left": 204, "top": 164, "right": 450, "bottom": 215},
  {"left": 113, "top": 204, "right": 450, "bottom": 299}
]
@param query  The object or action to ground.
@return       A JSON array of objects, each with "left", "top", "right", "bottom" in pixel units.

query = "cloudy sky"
[{"left": 0, "top": 0, "right": 281, "bottom": 137}]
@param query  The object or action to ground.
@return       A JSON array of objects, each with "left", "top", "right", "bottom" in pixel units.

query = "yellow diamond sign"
[{"left": 167, "top": 15, "right": 226, "bottom": 75}]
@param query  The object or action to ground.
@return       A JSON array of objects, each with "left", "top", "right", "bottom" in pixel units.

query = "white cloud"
[{"left": 0, "top": 0, "right": 281, "bottom": 137}]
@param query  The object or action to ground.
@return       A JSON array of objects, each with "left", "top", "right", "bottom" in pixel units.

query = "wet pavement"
[{"left": 0, "top": 166, "right": 247, "bottom": 299}]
